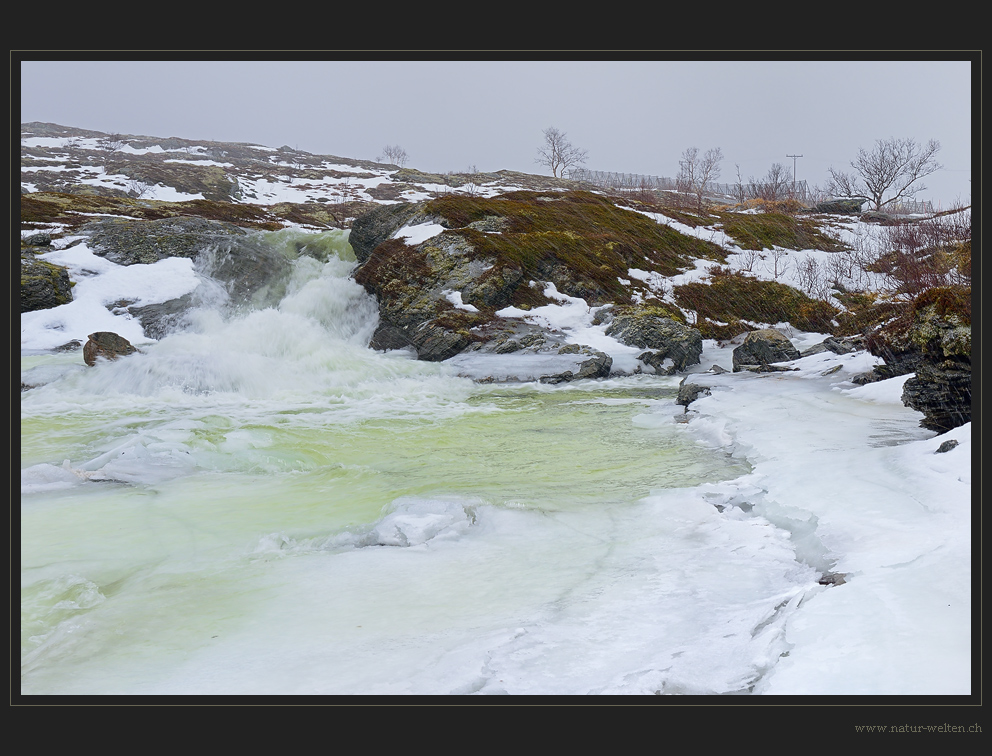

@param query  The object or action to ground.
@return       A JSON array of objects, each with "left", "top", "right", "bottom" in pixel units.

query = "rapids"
[{"left": 21, "top": 229, "right": 818, "bottom": 695}]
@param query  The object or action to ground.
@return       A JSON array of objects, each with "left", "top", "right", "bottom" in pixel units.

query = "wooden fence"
[{"left": 569, "top": 168, "right": 809, "bottom": 202}]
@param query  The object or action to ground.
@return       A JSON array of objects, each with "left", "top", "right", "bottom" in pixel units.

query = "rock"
[
  {"left": 574, "top": 350, "right": 613, "bottom": 380},
  {"left": 23, "top": 232, "right": 51, "bottom": 246},
  {"left": 539, "top": 350, "right": 612, "bottom": 384},
  {"left": 935, "top": 439, "right": 959, "bottom": 454},
  {"left": 605, "top": 310, "right": 703, "bottom": 373},
  {"left": 902, "top": 363, "right": 971, "bottom": 433},
  {"left": 21, "top": 254, "right": 73, "bottom": 312},
  {"left": 859, "top": 210, "right": 901, "bottom": 225},
  {"left": 800, "top": 336, "right": 861, "bottom": 357},
  {"left": 410, "top": 322, "right": 473, "bottom": 362},
  {"left": 737, "top": 363, "right": 798, "bottom": 373},
  {"left": 815, "top": 198, "right": 863, "bottom": 214},
  {"left": 78, "top": 216, "right": 291, "bottom": 299},
  {"left": 851, "top": 371, "right": 882, "bottom": 385},
  {"left": 732, "top": 328, "right": 800, "bottom": 372},
  {"left": 676, "top": 381, "right": 711, "bottom": 410},
  {"left": 125, "top": 295, "right": 198, "bottom": 340},
  {"left": 83, "top": 331, "right": 137, "bottom": 366},
  {"left": 368, "top": 324, "right": 416, "bottom": 352}
]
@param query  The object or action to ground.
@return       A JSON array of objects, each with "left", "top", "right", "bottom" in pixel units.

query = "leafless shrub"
[
  {"left": 125, "top": 179, "right": 153, "bottom": 198},
  {"left": 100, "top": 133, "right": 126, "bottom": 153},
  {"left": 825, "top": 251, "right": 856, "bottom": 287},
  {"left": 805, "top": 184, "right": 832, "bottom": 207},
  {"left": 845, "top": 207, "right": 971, "bottom": 297},
  {"left": 737, "top": 249, "right": 761, "bottom": 273},
  {"left": 796, "top": 255, "right": 831, "bottom": 299},
  {"left": 767, "top": 248, "right": 791, "bottom": 280}
]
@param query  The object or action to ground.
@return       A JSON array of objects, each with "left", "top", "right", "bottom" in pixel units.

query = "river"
[{"left": 20, "top": 230, "right": 820, "bottom": 695}]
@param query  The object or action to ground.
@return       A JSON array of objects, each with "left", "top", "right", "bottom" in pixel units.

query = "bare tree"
[
  {"left": 760, "top": 162, "right": 795, "bottom": 200},
  {"left": 381, "top": 145, "right": 409, "bottom": 167},
  {"left": 827, "top": 137, "right": 942, "bottom": 211},
  {"left": 535, "top": 127, "right": 588, "bottom": 178},
  {"left": 677, "top": 147, "right": 724, "bottom": 211}
]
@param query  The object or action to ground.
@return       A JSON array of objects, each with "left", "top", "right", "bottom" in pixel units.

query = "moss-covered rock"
[
  {"left": 604, "top": 306, "right": 702, "bottom": 372},
  {"left": 863, "top": 284, "right": 971, "bottom": 430},
  {"left": 21, "top": 253, "right": 73, "bottom": 312},
  {"left": 732, "top": 329, "right": 801, "bottom": 372},
  {"left": 352, "top": 191, "right": 728, "bottom": 363}
]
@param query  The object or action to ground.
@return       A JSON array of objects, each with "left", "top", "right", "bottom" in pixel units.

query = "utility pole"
[{"left": 787, "top": 154, "right": 803, "bottom": 197}]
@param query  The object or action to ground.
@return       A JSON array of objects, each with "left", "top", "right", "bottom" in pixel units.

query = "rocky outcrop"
[
  {"left": 732, "top": 328, "right": 801, "bottom": 372},
  {"left": 863, "top": 286, "right": 971, "bottom": 431},
  {"left": 83, "top": 332, "right": 137, "bottom": 366},
  {"left": 348, "top": 202, "right": 436, "bottom": 263},
  {"left": 350, "top": 190, "right": 730, "bottom": 368}
]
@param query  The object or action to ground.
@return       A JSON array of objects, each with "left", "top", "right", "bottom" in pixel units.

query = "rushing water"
[{"left": 20, "top": 230, "right": 816, "bottom": 695}]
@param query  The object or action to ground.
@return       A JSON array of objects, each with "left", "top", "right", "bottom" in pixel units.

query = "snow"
[
  {"left": 21, "top": 240, "right": 200, "bottom": 350},
  {"left": 163, "top": 159, "right": 234, "bottom": 167},
  {"left": 393, "top": 222, "right": 448, "bottom": 245},
  {"left": 442, "top": 290, "right": 479, "bottom": 312},
  {"left": 676, "top": 360, "right": 970, "bottom": 694}
]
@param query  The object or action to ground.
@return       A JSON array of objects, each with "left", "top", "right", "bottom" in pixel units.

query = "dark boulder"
[
  {"left": 799, "top": 336, "right": 862, "bottom": 357},
  {"left": 410, "top": 322, "right": 474, "bottom": 362},
  {"left": 83, "top": 332, "right": 138, "bottom": 366},
  {"left": 815, "top": 199, "right": 863, "bottom": 214},
  {"left": 23, "top": 232, "right": 51, "bottom": 246},
  {"left": 902, "top": 363, "right": 971, "bottom": 432},
  {"left": 732, "top": 329, "right": 800, "bottom": 372},
  {"left": 676, "top": 381, "right": 711, "bottom": 410},
  {"left": 539, "top": 350, "right": 613, "bottom": 384}
]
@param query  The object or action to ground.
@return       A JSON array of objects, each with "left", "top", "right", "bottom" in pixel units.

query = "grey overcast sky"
[{"left": 19, "top": 57, "right": 975, "bottom": 207}]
